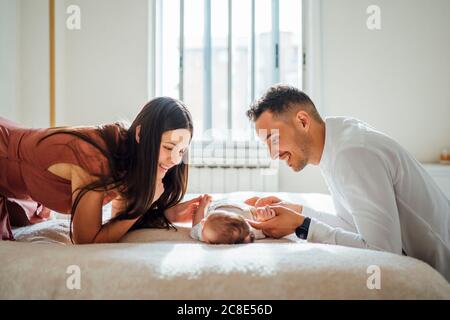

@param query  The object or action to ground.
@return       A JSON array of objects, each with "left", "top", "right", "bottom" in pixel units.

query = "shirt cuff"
[
  {"left": 301, "top": 206, "right": 315, "bottom": 218},
  {"left": 306, "top": 217, "right": 333, "bottom": 243},
  {"left": 306, "top": 218, "right": 328, "bottom": 243},
  {"left": 301, "top": 206, "right": 332, "bottom": 243}
]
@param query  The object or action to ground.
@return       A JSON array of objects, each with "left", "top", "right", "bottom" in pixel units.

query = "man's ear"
[
  {"left": 294, "top": 110, "right": 310, "bottom": 131},
  {"left": 135, "top": 125, "right": 141, "bottom": 144}
]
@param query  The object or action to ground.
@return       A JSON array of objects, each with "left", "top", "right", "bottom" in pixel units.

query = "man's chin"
[{"left": 291, "top": 162, "right": 307, "bottom": 172}]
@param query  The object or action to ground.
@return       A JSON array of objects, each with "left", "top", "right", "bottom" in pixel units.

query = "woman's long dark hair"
[{"left": 39, "top": 97, "right": 193, "bottom": 241}]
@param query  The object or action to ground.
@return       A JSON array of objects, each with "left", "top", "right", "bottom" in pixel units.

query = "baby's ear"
[{"left": 244, "top": 232, "right": 255, "bottom": 243}]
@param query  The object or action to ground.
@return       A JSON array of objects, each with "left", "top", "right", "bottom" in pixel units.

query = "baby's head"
[{"left": 201, "top": 210, "right": 255, "bottom": 244}]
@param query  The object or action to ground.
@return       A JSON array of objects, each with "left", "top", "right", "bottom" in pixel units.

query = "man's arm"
[
  {"left": 246, "top": 196, "right": 356, "bottom": 232},
  {"left": 301, "top": 206, "right": 356, "bottom": 232},
  {"left": 249, "top": 148, "right": 403, "bottom": 254},
  {"left": 317, "top": 147, "right": 403, "bottom": 253}
]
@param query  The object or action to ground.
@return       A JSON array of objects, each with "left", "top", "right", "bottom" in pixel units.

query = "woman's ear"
[{"left": 135, "top": 125, "right": 141, "bottom": 144}]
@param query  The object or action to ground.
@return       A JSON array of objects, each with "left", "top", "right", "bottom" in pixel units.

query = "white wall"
[
  {"left": 19, "top": 0, "right": 50, "bottom": 127},
  {"left": 59, "top": 0, "right": 149, "bottom": 126},
  {"left": 0, "top": 0, "right": 50, "bottom": 127},
  {"left": 279, "top": 0, "right": 450, "bottom": 193},
  {"left": 0, "top": 0, "right": 149, "bottom": 127},
  {"left": 0, "top": 0, "right": 20, "bottom": 121},
  {"left": 2, "top": 0, "right": 449, "bottom": 194}
]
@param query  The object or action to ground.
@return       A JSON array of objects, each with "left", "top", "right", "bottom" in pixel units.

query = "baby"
[{"left": 190, "top": 194, "right": 276, "bottom": 244}]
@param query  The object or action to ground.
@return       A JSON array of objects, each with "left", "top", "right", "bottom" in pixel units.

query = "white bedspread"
[{"left": 1, "top": 192, "right": 449, "bottom": 299}]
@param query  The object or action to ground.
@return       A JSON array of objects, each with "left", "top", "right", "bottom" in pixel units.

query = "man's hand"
[
  {"left": 245, "top": 196, "right": 303, "bottom": 213},
  {"left": 165, "top": 195, "right": 203, "bottom": 223},
  {"left": 246, "top": 205, "right": 305, "bottom": 239}
]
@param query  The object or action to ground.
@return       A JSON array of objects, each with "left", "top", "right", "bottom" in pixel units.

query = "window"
[{"left": 150, "top": 0, "right": 302, "bottom": 143}]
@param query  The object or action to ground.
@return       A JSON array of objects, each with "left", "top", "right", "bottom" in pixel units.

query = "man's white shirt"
[{"left": 303, "top": 117, "right": 450, "bottom": 281}]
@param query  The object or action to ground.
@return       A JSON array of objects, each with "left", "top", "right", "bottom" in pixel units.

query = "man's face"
[{"left": 255, "top": 110, "right": 310, "bottom": 172}]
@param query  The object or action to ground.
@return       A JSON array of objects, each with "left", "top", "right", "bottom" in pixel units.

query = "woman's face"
[{"left": 158, "top": 128, "right": 191, "bottom": 178}]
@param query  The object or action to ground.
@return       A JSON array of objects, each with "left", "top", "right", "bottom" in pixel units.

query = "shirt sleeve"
[
  {"left": 301, "top": 205, "right": 356, "bottom": 232},
  {"left": 305, "top": 147, "right": 403, "bottom": 254}
]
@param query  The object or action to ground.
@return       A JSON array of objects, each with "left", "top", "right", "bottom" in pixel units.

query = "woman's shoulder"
[{"left": 75, "top": 123, "right": 128, "bottom": 175}]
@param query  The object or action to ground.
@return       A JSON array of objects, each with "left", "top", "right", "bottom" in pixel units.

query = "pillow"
[
  {"left": 12, "top": 220, "right": 192, "bottom": 244},
  {"left": 13, "top": 219, "right": 71, "bottom": 245}
]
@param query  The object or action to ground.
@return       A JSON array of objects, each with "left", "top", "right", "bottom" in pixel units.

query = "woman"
[{"left": 0, "top": 97, "right": 201, "bottom": 243}]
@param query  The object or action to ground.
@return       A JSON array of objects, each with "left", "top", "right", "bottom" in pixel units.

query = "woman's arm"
[
  {"left": 70, "top": 165, "right": 139, "bottom": 244},
  {"left": 111, "top": 195, "right": 127, "bottom": 218},
  {"left": 164, "top": 196, "right": 202, "bottom": 223},
  {"left": 91, "top": 195, "right": 140, "bottom": 244}
]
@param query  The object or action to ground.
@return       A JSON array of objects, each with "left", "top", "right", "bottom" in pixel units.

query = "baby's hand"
[{"left": 251, "top": 206, "right": 276, "bottom": 222}]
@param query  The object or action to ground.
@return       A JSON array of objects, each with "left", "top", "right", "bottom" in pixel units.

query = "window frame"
[
  {"left": 149, "top": 0, "right": 302, "bottom": 137},
  {"left": 148, "top": 0, "right": 306, "bottom": 168}
]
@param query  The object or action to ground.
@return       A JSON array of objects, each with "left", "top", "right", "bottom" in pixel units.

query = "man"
[{"left": 245, "top": 85, "right": 450, "bottom": 281}]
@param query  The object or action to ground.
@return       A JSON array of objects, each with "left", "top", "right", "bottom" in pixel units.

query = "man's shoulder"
[
  {"left": 327, "top": 117, "right": 367, "bottom": 155},
  {"left": 329, "top": 117, "right": 397, "bottom": 153}
]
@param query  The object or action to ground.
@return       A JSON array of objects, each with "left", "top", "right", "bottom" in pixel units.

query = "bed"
[{"left": 1, "top": 192, "right": 449, "bottom": 299}]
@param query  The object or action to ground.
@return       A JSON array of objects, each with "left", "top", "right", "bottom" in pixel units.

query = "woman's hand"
[
  {"left": 245, "top": 195, "right": 303, "bottom": 213},
  {"left": 164, "top": 195, "right": 203, "bottom": 223}
]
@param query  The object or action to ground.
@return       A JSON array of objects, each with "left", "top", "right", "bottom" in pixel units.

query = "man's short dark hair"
[{"left": 246, "top": 85, "right": 322, "bottom": 122}]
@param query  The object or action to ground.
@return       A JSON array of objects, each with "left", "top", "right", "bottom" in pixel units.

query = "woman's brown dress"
[{"left": 0, "top": 117, "right": 116, "bottom": 240}]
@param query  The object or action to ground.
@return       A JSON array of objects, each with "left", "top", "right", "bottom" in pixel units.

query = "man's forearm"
[{"left": 281, "top": 202, "right": 302, "bottom": 214}]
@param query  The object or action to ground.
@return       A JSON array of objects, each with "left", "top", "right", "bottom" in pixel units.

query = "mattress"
[{"left": 1, "top": 192, "right": 449, "bottom": 299}]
